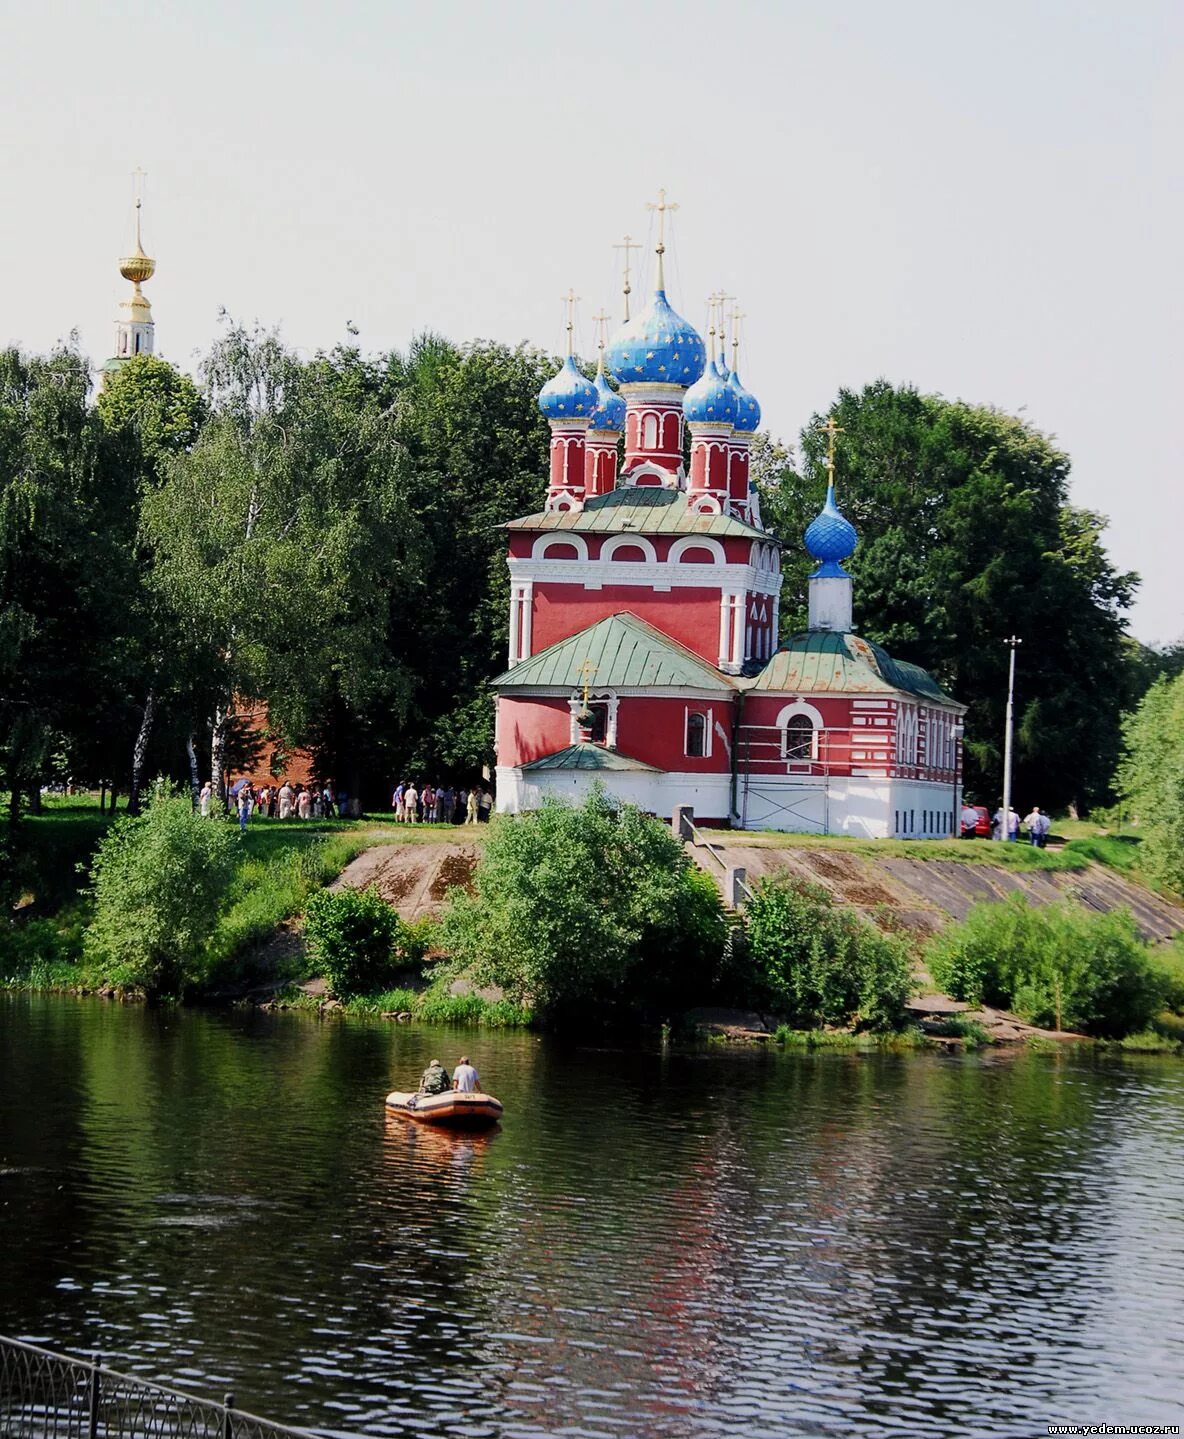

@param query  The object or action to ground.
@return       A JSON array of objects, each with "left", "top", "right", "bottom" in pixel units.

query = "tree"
[
  {"left": 95, "top": 354, "right": 206, "bottom": 462},
  {"left": 1118, "top": 672, "right": 1184, "bottom": 892},
  {"left": 758, "top": 383, "right": 1138, "bottom": 811},
  {"left": 437, "top": 788, "right": 726, "bottom": 1023},
  {"left": 84, "top": 785, "right": 238, "bottom": 995},
  {"left": 0, "top": 344, "right": 142, "bottom": 822},
  {"left": 140, "top": 325, "right": 420, "bottom": 799},
  {"left": 743, "top": 876, "right": 912, "bottom": 1030},
  {"left": 94, "top": 355, "right": 209, "bottom": 812}
]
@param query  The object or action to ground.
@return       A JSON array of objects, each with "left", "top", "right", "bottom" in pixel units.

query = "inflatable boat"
[{"left": 385, "top": 1090, "right": 504, "bottom": 1130}]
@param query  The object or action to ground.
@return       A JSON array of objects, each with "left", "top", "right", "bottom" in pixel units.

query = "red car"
[{"left": 961, "top": 804, "right": 991, "bottom": 838}]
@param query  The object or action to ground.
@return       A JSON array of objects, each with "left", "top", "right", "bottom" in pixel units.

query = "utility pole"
[{"left": 1001, "top": 636, "right": 1022, "bottom": 841}]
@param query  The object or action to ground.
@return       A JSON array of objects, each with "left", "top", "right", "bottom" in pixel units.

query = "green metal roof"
[
  {"left": 506, "top": 487, "right": 769, "bottom": 541},
  {"left": 492, "top": 612, "right": 735, "bottom": 691},
  {"left": 521, "top": 742, "right": 662, "bottom": 772},
  {"left": 744, "top": 630, "right": 958, "bottom": 705}
]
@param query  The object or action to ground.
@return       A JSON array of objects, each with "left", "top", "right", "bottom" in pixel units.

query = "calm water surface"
[{"left": 2, "top": 996, "right": 1183, "bottom": 1437}]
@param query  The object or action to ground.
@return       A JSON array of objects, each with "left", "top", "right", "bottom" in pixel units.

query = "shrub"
[
  {"left": 743, "top": 877, "right": 913, "bottom": 1031},
  {"left": 436, "top": 787, "right": 726, "bottom": 1023},
  {"left": 84, "top": 785, "right": 238, "bottom": 996},
  {"left": 303, "top": 885, "right": 424, "bottom": 998},
  {"left": 926, "top": 894, "right": 1167, "bottom": 1037}
]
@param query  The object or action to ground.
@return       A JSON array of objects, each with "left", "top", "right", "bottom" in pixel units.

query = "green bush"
[
  {"left": 303, "top": 885, "right": 425, "bottom": 998},
  {"left": 926, "top": 894, "right": 1168, "bottom": 1037},
  {"left": 83, "top": 786, "right": 238, "bottom": 996},
  {"left": 743, "top": 877, "right": 913, "bottom": 1031},
  {"left": 436, "top": 787, "right": 726, "bottom": 1023}
]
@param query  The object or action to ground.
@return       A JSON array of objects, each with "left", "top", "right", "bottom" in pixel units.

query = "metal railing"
[{"left": 0, "top": 1337, "right": 331, "bottom": 1439}]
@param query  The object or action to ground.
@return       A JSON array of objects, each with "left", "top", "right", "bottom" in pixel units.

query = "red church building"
[{"left": 493, "top": 219, "right": 965, "bottom": 838}]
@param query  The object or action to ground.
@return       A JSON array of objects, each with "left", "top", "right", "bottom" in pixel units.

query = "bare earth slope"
[
  {"left": 331, "top": 843, "right": 480, "bottom": 921},
  {"left": 692, "top": 840, "right": 1184, "bottom": 942}
]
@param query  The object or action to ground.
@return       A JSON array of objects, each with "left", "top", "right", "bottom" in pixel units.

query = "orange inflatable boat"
[{"left": 385, "top": 1090, "right": 504, "bottom": 1130}]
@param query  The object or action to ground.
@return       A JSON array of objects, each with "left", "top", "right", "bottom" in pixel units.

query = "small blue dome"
[
  {"left": 604, "top": 290, "right": 705, "bottom": 387},
  {"left": 588, "top": 368, "right": 625, "bottom": 431},
  {"left": 728, "top": 367, "right": 762, "bottom": 433},
  {"left": 683, "top": 361, "right": 737, "bottom": 426},
  {"left": 538, "top": 355, "right": 598, "bottom": 421},
  {"left": 804, "top": 483, "right": 857, "bottom": 577}
]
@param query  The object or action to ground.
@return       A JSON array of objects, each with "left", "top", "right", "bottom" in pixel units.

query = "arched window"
[
  {"left": 686, "top": 711, "right": 707, "bottom": 758},
  {"left": 642, "top": 413, "right": 660, "bottom": 449},
  {"left": 783, "top": 714, "right": 815, "bottom": 761}
]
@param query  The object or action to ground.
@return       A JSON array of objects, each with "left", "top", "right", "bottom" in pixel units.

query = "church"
[{"left": 492, "top": 197, "right": 966, "bottom": 838}]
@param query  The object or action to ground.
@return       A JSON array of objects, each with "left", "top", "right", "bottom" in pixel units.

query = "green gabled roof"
[
  {"left": 492, "top": 612, "right": 735, "bottom": 691},
  {"left": 506, "top": 486, "right": 769, "bottom": 541},
  {"left": 744, "top": 630, "right": 958, "bottom": 705},
  {"left": 521, "top": 742, "right": 663, "bottom": 773}
]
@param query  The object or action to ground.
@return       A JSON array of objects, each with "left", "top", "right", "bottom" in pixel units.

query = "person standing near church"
[
  {"left": 404, "top": 782, "right": 419, "bottom": 824},
  {"left": 278, "top": 781, "right": 293, "bottom": 820}
]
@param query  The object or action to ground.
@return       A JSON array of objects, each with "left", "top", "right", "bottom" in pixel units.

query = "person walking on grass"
[
  {"left": 237, "top": 784, "right": 253, "bottom": 835},
  {"left": 466, "top": 787, "right": 478, "bottom": 824},
  {"left": 200, "top": 781, "right": 212, "bottom": 819}
]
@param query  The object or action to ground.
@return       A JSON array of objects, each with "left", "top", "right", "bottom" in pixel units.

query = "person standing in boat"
[
  {"left": 417, "top": 1058, "right": 451, "bottom": 1096},
  {"left": 452, "top": 1057, "right": 481, "bottom": 1093}
]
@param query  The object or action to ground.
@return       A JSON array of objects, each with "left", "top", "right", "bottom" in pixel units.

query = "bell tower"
[{"left": 105, "top": 171, "right": 156, "bottom": 381}]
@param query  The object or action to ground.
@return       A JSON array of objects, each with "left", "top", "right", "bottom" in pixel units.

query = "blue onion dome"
[
  {"left": 728, "top": 367, "right": 762, "bottom": 432},
  {"left": 538, "top": 355, "right": 598, "bottom": 421},
  {"left": 804, "top": 483, "right": 858, "bottom": 577},
  {"left": 683, "top": 361, "right": 738, "bottom": 425},
  {"left": 604, "top": 290, "right": 706, "bottom": 386},
  {"left": 587, "top": 366, "right": 626, "bottom": 431}
]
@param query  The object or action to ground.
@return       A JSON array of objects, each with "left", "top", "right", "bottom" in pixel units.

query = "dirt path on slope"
[{"left": 331, "top": 843, "right": 479, "bottom": 922}]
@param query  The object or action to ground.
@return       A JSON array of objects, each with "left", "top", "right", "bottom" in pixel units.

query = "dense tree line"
[{"left": 1, "top": 337, "right": 1174, "bottom": 849}]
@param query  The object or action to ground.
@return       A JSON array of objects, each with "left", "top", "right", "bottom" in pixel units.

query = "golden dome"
[
  {"left": 119, "top": 197, "right": 155, "bottom": 283},
  {"left": 119, "top": 247, "right": 155, "bottom": 284}
]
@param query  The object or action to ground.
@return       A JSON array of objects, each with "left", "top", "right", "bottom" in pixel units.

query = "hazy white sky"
[{"left": 2, "top": 0, "right": 1180, "bottom": 642}]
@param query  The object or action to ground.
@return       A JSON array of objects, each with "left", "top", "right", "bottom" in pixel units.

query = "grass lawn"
[{"left": 713, "top": 828, "right": 1089, "bottom": 872}]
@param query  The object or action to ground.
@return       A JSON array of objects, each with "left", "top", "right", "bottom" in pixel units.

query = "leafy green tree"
[
  {"left": 140, "top": 325, "right": 419, "bottom": 799},
  {"left": 1118, "top": 672, "right": 1184, "bottom": 891},
  {"left": 759, "top": 383, "right": 1138, "bottom": 811},
  {"left": 743, "top": 876, "right": 912, "bottom": 1030},
  {"left": 437, "top": 788, "right": 726, "bottom": 1022},
  {"left": 927, "top": 894, "right": 1167, "bottom": 1036},
  {"left": 84, "top": 784, "right": 238, "bottom": 995},
  {"left": 303, "top": 884, "right": 424, "bottom": 997},
  {"left": 95, "top": 354, "right": 206, "bottom": 463},
  {"left": 0, "top": 344, "right": 144, "bottom": 821}
]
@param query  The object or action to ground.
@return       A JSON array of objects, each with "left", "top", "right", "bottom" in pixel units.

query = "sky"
[{"left": 2, "top": 0, "right": 1180, "bottom": 644}]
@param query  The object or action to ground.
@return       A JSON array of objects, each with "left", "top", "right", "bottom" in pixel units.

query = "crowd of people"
[
  {"left": 199, "top": 780, "right": 357, "bottom": 832},
  {"left": 960, "top": 801, "right": 1052, "bottom": 846},
  {"left": 390, "top": 782, "right": 493, "bottom": 825}
]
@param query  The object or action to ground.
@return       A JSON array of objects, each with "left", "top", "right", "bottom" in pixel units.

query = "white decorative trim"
[
  {"left": 532, "top": 533, "right": 590, "bottom": 561},
  {"left": 775, "top": 700, "right": 825, "bottom": 762},
  {"left": 668, "top": 535, "right": 726, "bottom": 565},
  {"left": 623, "top": 460, "right": 682, "bottom": 488},
  {"left": 600, "top": 533, "right": 659, "bottom": 564},
  {"left": 567, "top": 689, "right": 620, "bottom": 748},
  {"left": 506, "top": 557, "right": 780, "bottom": 597},
  {"left": 684, "top": 704, "right": 713, "bottom": 759}
]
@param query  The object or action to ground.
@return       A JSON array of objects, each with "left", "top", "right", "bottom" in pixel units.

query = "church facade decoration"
[{"left": 491, "top": 193, "right": 967, "bottom": 837}]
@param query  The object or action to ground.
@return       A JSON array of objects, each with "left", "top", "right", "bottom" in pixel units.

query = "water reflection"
[{"left": 2, "top": 996, "right": 1183, "bottom": 1435}]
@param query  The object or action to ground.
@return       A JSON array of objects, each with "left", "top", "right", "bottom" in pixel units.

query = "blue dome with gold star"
[
  {"left": 728, "top": 367, "right": 761, "bottom": 433},
  {"left": 683, "top": 361, "right": 737, "bottom": 425},
  {"left": 588, "top": 367, "right": 625, "bottom": 431},
  {"left": 804, "top": 484, "right": 857, "bottom": 577},
  {"left": 604, "top": 290, "right": 706, "bottom": 387},
  {"left": 538, "top": 355, "right": 598, "bottom": 421}
]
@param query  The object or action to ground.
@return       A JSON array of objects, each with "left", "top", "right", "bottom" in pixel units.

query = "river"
[{"left": 2, "top": 996, "right": 1182, "bottom": 1436}]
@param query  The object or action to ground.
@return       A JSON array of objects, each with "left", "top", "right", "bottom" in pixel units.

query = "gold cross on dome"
[
  {"left": 561, "top": 288, "right": 580, "bottom": 357},
  {"left": 731, "top": 307, "right": 746, "bottom": 368},
  {"left": 613, "top": 234, "right": 642, "bottom": 321},
  {"left": 817, "top": 415, "right": 845, "bottom": 482},
  {"left": 645, "top": 188, "right": 679, "bottom": 288},
  {"left": 591, "top": 310, "right": 610, "bottom": 350}
]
